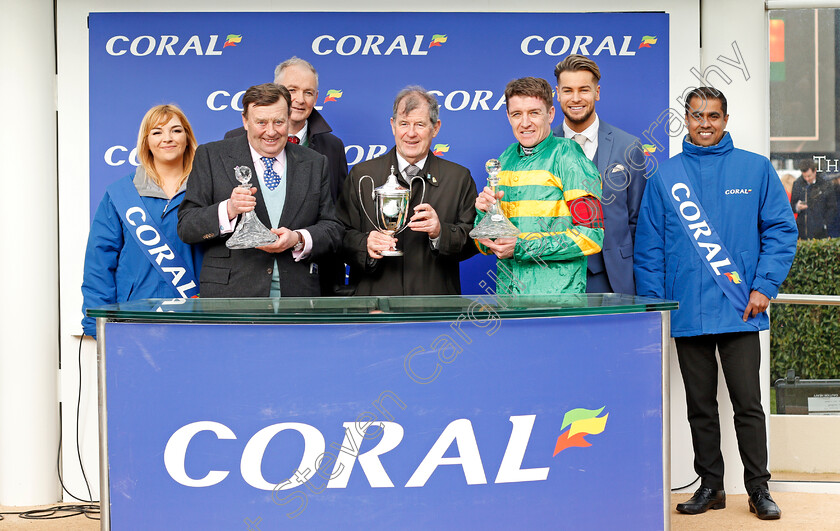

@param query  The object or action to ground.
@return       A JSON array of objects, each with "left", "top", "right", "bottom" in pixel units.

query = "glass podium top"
[{"left": 87, "top": 294, "right": 677, "bottom": 324}]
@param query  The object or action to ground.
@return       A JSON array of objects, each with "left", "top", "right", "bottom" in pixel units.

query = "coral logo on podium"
[
  {"left": 223, "top": 34, "right": 242, "bottom": 48},
  {"left": 429, "top": 34, "right": 447, "bottom": 48},
  {"left": 553, "top": 407, "right": 609, "bottom": 456},
  {"left": 163, "top": 410, "right": 611, "bottom": 493},
  {"left": 639, "top": 36, "right": 658, "bottom": 49}
]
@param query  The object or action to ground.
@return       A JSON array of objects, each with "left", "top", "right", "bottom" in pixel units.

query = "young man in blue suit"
[{"left": 552, "top": 54, "right": 647, "bottom": 294}]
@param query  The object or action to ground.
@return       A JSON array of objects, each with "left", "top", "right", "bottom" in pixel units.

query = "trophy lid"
[{"left": 374, "top": 166, "right": 411, "bottom": 198}]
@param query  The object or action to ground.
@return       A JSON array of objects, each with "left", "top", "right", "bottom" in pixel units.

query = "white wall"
[{"left": 0, "top": 0, "right": 61, "bottom": 506}]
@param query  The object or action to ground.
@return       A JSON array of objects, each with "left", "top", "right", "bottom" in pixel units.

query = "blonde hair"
[
  {"left": 136, "top": 104, "right": 197, "bottom": 190},
  {"left": 780, "top": 173, "right": 796, "bottom": 195}
]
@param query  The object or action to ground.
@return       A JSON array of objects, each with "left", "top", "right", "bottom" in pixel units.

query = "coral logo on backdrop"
[
  {"left": 105, "top": 34, "right": 234, "bottom": 56},
  {"left": 433, "top": 144, "right": 450, "bottom": 156},
  {"left": 724, "top": 272, "right": 742, "bottom": 284},
  {"left": 427, "top": 89, "right": 507, "bottom": 112},
  {"left": 553, "top": 407, "right": 609, "bottom": 456},
  {"left": 312, "top": 34, "right": 447, "bottom": 56},
  {"left": 345, "top": 145, "right": 389, "bottom": 166},
  {"left": 223, "top": 34, "right": 242, "bottom": 48},
  {"left": 521, "top": 34, "right": 659, "bottom": 56},
  {"left": 642, "top": 144, "right": 657, "bottom": 156},
  {"left": 429, "top": 34, "right": 447, "bottom": 48},
  {"left": 324, "top": 90, "right": 343, "bottom": 103},
  {"left": 639, "top": 35, "right": 658, "bottom": 48}
]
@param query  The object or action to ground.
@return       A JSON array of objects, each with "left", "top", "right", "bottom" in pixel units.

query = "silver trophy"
[
  {"left": 470, "top": 159, "right": 521, "bottom": 239},
  {"left": 358, "top": 166, "right": 426, "bottom": 257},
  {"left": 226, "top": 166, "right": 279, "bottom": 249}
]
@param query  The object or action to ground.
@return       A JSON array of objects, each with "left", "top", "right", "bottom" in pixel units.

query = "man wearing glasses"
[{"left": 474, "top": 76, "right": 604, "bottom": 294}]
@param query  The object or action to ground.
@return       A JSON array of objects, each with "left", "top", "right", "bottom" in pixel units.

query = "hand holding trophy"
[
  {"left": 226, "top": 166, "right": 279, "bottom": 249},
  {"left": 358, "top": 166, "right": 426, "bottom": 257},
  {"left": 470, "top": 159, "right": 521, "bottom": 239}
]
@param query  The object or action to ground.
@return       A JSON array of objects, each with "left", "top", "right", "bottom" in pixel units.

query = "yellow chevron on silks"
[
  {"left": 566, "top": 228, "right": 602, "bottom": 255},
  {"left": 519, "top": 231, "right": 565, "bottom": 240},
  {"left": 518, "top": 228, "right": 599, "bottom": 256},
  {"left": 564, "top": 188, "right": 598, "bottom": 202},
  {"left": 499, "top": 170, "right": 561, "bottom": 188},
  {"left": 502, "top": 199, "right": 571, "bottom": 219},
  {"left": 569, "top": 414, "right": 609, "bottom": 437}
]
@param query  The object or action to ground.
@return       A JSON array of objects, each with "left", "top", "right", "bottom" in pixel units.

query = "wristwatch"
[{"left": 293, "top": 230, "right": 304, "bottom": 252}]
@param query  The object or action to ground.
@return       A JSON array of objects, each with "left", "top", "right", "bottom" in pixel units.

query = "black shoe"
[
  {"left": 676, "top": 486, "right": 726, "bottom": 514},
  {"left": 749, "top": 487, "right": 781, "bottom": 520}
]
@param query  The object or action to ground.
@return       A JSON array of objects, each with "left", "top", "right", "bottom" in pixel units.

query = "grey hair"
[
  {"left": 274, "top": 56, "right": 319, "bottom": 87},
  {"left": 392, "top": 86, "right": 440, "bottom": 124}
]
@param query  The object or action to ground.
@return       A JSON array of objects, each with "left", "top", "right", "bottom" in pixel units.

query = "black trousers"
[{"left": 675, "top": 332, "right": 770, "bottom": 491}]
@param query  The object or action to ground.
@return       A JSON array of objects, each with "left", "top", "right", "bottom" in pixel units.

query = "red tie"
[{"left": 288, "top": 136, "right": 300, "bottom": 144}]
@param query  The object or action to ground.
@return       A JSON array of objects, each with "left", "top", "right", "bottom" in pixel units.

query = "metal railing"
[
  {"left": 773, "top": 293, "right": 840, "bottom": 305},
  {"left": 767, "top": 1, "right": 840, "bottom": 9}
]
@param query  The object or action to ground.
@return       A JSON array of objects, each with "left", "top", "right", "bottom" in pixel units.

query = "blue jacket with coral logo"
[
  {"left": 634, "top": 133, "right": 797, "bottom": 337},
  {"left": 81, "top": 169, "right": 203, "bottom": 337}
]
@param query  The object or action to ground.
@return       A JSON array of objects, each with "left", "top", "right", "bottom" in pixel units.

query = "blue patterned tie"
[{"left": 261, "top": 157, "right": 281, "bottom": 191}]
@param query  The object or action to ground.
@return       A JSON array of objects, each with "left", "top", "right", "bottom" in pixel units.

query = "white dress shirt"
[
  {"left": 394, "top": 152, "right": 440, "bottom": 248},
  {"left": 217, "top": 144, "right": 311, "bottom": 260},
  {"left": 563, "top": 114, "right": 600, "bottom": 162}
]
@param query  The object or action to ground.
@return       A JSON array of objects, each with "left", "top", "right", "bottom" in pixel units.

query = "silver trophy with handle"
[{"left": 358, "top": 166, "right": 426, "bottom": 257}]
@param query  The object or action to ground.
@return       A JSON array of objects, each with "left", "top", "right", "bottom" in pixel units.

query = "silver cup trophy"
[
  {"left": 469, "top": 159, "right": 520, "bottom": 239},
  {"left": 226, "top": 166, "right": 279, "bottom": 249},
  {"left": 358, "top": 166, "right": 426, "bottom": 257}
]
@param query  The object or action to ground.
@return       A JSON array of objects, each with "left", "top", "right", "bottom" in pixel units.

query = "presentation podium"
[{"left": 89, "top": 294, "right": 676, "bottom": 530}]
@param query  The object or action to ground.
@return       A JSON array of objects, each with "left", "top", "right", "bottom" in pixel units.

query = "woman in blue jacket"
[{"left": 82, "top": 104, "right": 202, "bottom": 337}]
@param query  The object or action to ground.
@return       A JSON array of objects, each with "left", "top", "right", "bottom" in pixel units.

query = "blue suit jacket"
[{"left": 553, "top": 119, "right": 647, "bottom": 294}]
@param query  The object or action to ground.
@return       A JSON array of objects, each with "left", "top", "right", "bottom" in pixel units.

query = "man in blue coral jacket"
[{"left": 634, "top": 87, "right": 797, "bottom": 521}]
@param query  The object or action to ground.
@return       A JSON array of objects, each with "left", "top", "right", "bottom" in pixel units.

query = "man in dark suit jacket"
[
  {"left": 225, "top": 57, "right": 349, "bottom": 295},
  {"left": 178, "top": 83, "right": 342, "bottom": 298},
  {"left": 552, "top": 54, "right": 648, "bottom": 295},
  {"left": 791, "top": 159, "right": 834, "bottom": 239},
  {"left": 337, "top": 86, "right": 478, "bottom": 296}
]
